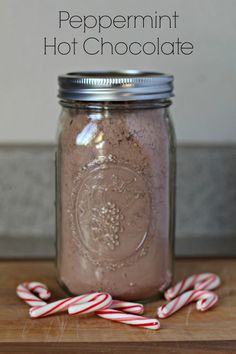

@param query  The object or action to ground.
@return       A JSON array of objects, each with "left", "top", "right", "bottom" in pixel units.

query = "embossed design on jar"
[
  {"left": 91, "top": 201, "right": 124, "bottom": 250},
  {"left": 69, "top": 155, "right": 152, "bottom": 269}
]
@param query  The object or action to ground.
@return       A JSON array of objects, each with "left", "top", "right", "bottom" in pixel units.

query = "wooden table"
[{"left": 0, "top": 259, "right": 235, "bottom": 353}]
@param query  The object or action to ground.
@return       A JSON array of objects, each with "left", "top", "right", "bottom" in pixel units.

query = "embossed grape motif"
[
  {"left": 69, "top": 156, "right": 151, "bottom": 268},
  {"left": 91, "top": 201, "right": 124, "bottom": 250}
]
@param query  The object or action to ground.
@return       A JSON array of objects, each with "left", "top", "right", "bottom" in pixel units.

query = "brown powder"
[{"left": 56, "top": 104, "right": 173, "bottom": 301}]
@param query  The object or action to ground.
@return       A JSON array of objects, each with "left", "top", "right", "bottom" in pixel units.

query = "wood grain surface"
[{"left": 0, "top": 258, "right": 235, "bottom": 353}]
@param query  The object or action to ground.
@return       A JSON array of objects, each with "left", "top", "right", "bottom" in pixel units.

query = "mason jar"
[{"left": 56, "top": 71, "right": 176, "bottom": 301}]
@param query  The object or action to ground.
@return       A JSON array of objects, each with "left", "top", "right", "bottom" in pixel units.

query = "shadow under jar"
[{"left": 56, "top": 71, "right": 176, "bottom": 302}]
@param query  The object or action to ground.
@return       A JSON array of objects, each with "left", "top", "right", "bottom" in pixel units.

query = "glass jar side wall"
[{"left": 55, "top": 100, "right": 176, "bottom": 301}]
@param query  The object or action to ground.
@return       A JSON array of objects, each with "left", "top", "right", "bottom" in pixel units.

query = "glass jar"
[{"left": 56, "top": 71, "right": 176, "bottom": 301}]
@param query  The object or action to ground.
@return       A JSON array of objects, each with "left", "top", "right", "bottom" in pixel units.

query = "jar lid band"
[{"left": 58, "top": 70, "right": 174, "bottom": 102}]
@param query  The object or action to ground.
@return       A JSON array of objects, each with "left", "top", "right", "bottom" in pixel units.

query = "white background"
[{"left": 0, "top": 0, "right": 235, "bottom": 144}]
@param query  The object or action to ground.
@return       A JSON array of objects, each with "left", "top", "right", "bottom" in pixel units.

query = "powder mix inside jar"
[{"left": 56, "top": 71, "right": 176, "bottom": 301}]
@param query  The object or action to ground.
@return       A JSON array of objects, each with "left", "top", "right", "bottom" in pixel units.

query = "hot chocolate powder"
[{"left": 57, "top": 104, "right": 173, "bottom": 301}]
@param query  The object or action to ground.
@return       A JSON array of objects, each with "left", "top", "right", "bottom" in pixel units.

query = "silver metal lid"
[{"left": 58, "top": 70, "right": 174, "bottom": 101}]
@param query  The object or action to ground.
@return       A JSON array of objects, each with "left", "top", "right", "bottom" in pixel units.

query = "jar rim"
[{"left": 58, "top": 70, "right": 174, "bottom": 102}]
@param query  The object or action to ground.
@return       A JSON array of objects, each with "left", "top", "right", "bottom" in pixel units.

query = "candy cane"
[
  {"left": 68, "top": 293, "right": 112, "bottom": 315},
  {"left": 24, "top": 281, "right": 51, "bottom": 300},
  {"left": 157, "top": 290, "right": 218, "bottom": 318},
  {"left": 16, "top": 283, "right": 48, "bottom": 307},
  {"left": 68, "top": 297, "right": 143, "bottom": 316},
  {"left": 109, "top": 300, "right": 144, "bottom": 315},
  {"left": 30, "top": 292, "right": 110, "bottom": 318},
  {"left": 96, "top": 309, "right": 160, "bottom": 330},
  {"left": 164, "top": 273, "right": 221, "bottom": 301}
]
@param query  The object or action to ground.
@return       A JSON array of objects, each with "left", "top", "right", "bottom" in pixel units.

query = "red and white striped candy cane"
[
  {"left": 68, "top": 293, "right": 112, "bottom": 315},
  {"left": 24, "top": 281, "right": 51, "bottom": 300},
  {"left": 157, "top": 290, "right": 218, "bottom": 318},
  {"left": 68, "top": 297, "right": 143, "bottom": 316},
  {"left": 96, "top": 309, "right": 160, "bottom": 330},
  {"left": 16, "top": 283, "right": 48, "bottom": 307},
  {"left": 164, "top": 273, "right": 221, "bottom": 301},
  {"left": 30, "top": 292, "right": 110, "bottom": 318},
  {"left": 109, "top": 300, "right": 144, "bottom": 315}
]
